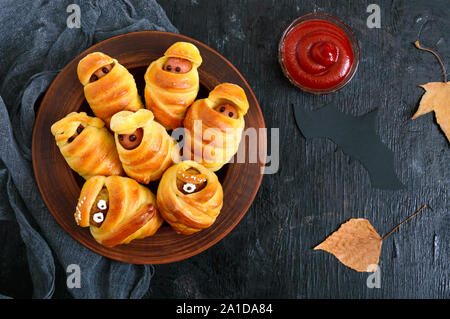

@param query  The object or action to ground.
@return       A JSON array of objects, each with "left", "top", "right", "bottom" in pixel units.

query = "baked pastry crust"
[
  {"left": 75, "top": 175, "right": 163, "bottom": 247},
  {"left": 157, "top": 160, "right": 223, "bottom": 235},
  {"left": 110, "top": 109, "right": 180, "bottom": 183},
  {"left": 144, "top": 42, "right": 202, "bottom": 129},
  {"left": 183, "top": 83, "right": 249, "bottom": 171},
  {"left": 77, "top": 52, "right": 143, "bottom": 126},
  {"left": 50, "top": 112, "right": 124, "bottom": 179}
]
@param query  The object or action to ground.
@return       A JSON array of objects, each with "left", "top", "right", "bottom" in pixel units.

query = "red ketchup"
[{"left": 281, "top": 19, "right": 355, "bottom": 91}]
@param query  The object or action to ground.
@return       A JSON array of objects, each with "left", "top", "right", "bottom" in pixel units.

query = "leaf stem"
[
  {"left": 414, "top": 41, "right": 447, "bottom": 82},
  {"left": 382, "top": 205, "right": 427, "bottom": 240}
]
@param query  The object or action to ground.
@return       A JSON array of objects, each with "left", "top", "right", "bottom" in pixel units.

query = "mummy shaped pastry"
[
  {"left": 77, "top": 52, "right": 143, "bottom": 126},
  {"left": 50, "top": 112, "right": 124, "bottom": 179},
  {"left": 110, "top": 109, "right": 180, "bottom": 184},
  {"left": 183, "top": 83, "right": 249, "bottom": 171},
  {"left": 75, "top": 176, "right": 163, "bottom": 247},
  {"left": 157, "top": 161, "right": 223, "bottom": 235},
  {"left": 144, "top": 42, "right": 202, "bottom": 129}
]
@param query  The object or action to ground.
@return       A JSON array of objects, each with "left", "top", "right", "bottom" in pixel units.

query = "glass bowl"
[{"left": 278, "top": 12, "right": 360, "bottom": 94}]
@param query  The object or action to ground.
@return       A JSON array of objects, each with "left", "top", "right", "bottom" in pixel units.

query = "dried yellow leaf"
[
  {"left": 412, "top": 81, "right": 450, "bottom": 142},
  {"left": 314, "top": 218, "right": 382, "bottom": 272}
]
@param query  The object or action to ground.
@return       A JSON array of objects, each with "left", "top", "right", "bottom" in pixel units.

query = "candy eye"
[
  {"left": 93, "top": 212, "right": 104, "bottom": 223},
  {"left": 215, "top": 104, "right": 238, "bottom": 119},
  {"left": 97, "top": 199, "right": 107, "bottom": 210},
  {"left": 183, "top": 183, "right": 196, "bottom": 193},
  {"left": 163, "top": 57, "right": 192, "bottom": 73},
  {"left": 89, "top": 63, "right": 114, "bottom": 82},
  {"left": 117, "top": 128, "right": 143, "bottom": 150}
]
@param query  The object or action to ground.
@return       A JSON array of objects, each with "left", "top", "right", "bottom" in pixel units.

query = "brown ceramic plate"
[{"left": 32, "top": 31, "right": 266, "bottom": 264}]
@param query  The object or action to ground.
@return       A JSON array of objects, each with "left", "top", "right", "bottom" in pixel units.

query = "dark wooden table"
[{"left": 1, "top": 0, "right": 448, "bottom": 298}]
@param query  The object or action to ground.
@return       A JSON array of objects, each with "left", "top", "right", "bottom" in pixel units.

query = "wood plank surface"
[
  {"left": 151, "top": 0, "right": 449, "bottom": 298},
  {"left": 1, "top": 0, "right": 448, "bottom": 298}
]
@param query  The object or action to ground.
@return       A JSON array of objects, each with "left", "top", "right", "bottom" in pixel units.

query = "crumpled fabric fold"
[{"left": 0, "top": 0, "right": 177, "bottom": 298}]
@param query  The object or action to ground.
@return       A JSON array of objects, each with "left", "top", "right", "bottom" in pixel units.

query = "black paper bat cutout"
[{"left": 293, "top": 103, "right": 404, "bottom": 190}]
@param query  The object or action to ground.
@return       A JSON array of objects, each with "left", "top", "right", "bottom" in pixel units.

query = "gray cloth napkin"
[{"left": 0, "top": 0, "right": 177, "bottom": 299}]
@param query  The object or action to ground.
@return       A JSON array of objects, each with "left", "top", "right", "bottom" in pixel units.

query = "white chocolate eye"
[
  {"left": 97, "top": 199, "right": 107, "bottom": 210},
  {"left": 183, "top": 183, "right": 196, "bottom": 193},
  {"left": 93, "top": 212, "right": 104, "bottom": 223}
]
